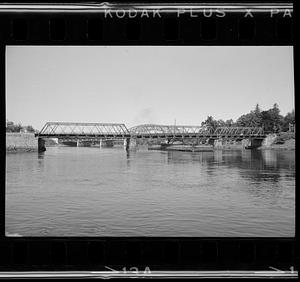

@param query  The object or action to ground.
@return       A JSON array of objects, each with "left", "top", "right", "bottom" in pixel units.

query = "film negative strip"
[
  {"left": 0, "top": 1, "right": 296, "bottom": 279},
  {"left": 0, "top": 2, "right": 293, "bottom": 44}
]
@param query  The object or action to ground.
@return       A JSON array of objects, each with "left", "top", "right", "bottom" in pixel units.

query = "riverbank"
[
  {"left": 6, "top": 133, "right": 38, "bottom": 152},
  {"left": 6, "top": 132, "right": 295, "bottom": 153},
  {"left": 259, "top": 139, "right": 295, "bottom": 150},
  {"left": 259, "top": 132, "right": 295, "bottom": 150},
  {"left": 148, "top": 134, "right": 295, "bottom": 152}
]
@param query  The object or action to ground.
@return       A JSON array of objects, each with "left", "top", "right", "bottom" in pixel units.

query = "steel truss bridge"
[
  {"left": 36, "top": 122, "right": 266, "bottom": 140},
  {"left": 129, "top": 124, "right": 265, "bottom": 139},
  {"left": 36, "top": 122, "right": 131, "bottom": 140}
]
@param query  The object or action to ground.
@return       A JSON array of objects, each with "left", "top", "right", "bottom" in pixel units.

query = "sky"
[{"left": 6, "top": 46, "right": 294, "bottom": 130}]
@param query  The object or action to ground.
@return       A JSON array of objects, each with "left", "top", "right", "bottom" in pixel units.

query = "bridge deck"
[
  {"left": 36, "top": 134, "right": 131, "bottom": 138},
  {"left": 36, "top": 134, "right": 266, "bottom": 139}
]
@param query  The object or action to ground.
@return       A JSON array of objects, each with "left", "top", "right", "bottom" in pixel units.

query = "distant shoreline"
[
  {"left": 258, "top": 140, "right": 295, "bottom": 150},
  {"left": 148, "top": 138, "right": 295, "bottom": 152},
  {"left": 6, "top": 132, "right": 295, "bottom": 153},
  {"left": 148, "top": 144, "right": 295, "bottom": 152}
]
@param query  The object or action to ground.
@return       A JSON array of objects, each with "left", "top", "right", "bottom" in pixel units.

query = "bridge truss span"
[
  {"left": 129, "top": 124, "right": 214, "bottom": 138},
  {"left": 36, "top": 122, "right": 131, "bottom": 138},
  {"left": 36, "top": 122, "right": 265, "bottom": 140},
  {"left": 129, "top": 124, "right": 265, "bottom": 138}
]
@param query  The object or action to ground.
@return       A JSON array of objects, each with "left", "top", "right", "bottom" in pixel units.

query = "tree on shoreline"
[
  {"left": 201, "top": 104, "right": 294, "bottom": 133},
  {"left": 201, "top": 116, "right": 218, "bottom": 130},
  {"left": 6, "top": 120, "right": 36, "bottom": 133}
]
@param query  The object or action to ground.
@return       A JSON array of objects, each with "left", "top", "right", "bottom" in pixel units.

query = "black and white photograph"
[{"left": 5, "top": 46, "right": 295, "bottom": 237}]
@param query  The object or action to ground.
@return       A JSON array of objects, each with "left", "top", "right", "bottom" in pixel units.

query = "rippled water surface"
[{"left": 6, "top": 147, "right": 295, "bottom": 237}]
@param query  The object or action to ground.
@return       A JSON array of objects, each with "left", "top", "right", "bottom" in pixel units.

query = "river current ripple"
[{"left": 5, "top": 147, "right": 295, "bottom": 237}]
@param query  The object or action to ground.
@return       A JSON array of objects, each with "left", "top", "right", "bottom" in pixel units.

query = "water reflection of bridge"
[{"left": 35, "top": 122, "right": 266, "bottom": 152}]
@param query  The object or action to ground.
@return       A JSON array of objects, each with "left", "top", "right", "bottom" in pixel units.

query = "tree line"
[
  {"left": 6, "top": 120, "right": 36, "bottom": 133},
  {"left": 201, "top": 104, "right": 295, "bottom": 133}
]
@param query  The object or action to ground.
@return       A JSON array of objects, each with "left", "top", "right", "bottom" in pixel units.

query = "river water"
[{"left": 5, "top": 147, "right": 295, "bottom": 237}]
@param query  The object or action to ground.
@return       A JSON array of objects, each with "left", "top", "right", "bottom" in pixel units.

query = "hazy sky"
[{"left": 6, "top": 46, "right": 294, "bottom": 130}]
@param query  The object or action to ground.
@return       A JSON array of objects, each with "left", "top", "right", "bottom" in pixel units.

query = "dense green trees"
[{"left": 202, "top": 104, "right": 295, "bottom": 133}]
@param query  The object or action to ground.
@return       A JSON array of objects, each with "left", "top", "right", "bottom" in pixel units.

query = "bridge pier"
[
  {"left": 213, "top": 139, "right": 223, "bottom": 149},
  {"left": 124, "top": 138, "right": 130, "bottom": 150},
  {"left": 241, "top": 138, "right": 250, "bottom": 148},
  {"left": 38, "top": 138, "right": 46, "bottom": 152},
  {"left": 246, "top": 138, "right": 263, "bottom": 149},
  {"left": 124, "top": 138, "right": 137, "bottom": 150},
  {"left": 208, "top": 138, "right": 215, "bottom": 146}
]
